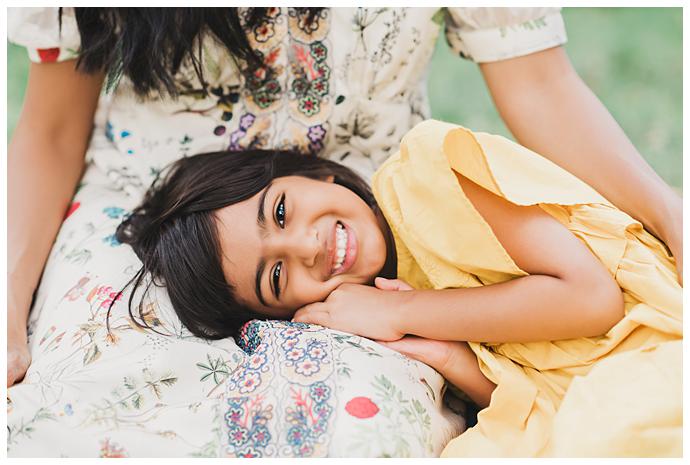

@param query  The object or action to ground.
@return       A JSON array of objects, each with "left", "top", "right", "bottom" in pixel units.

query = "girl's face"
[{"left": 215, "top": 175, "right": 389, "bottom": 319}]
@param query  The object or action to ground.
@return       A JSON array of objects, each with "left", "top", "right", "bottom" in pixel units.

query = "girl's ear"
[{"left": 324, "top": 174, "right": 335, "bottom": 183}]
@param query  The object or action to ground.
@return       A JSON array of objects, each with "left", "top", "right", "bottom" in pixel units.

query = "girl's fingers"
[
  {"left": 374, "top": 277, "right": 413, "bottom": 291},
  {"left": 292, "top": 302, "right": 330, "bottom": 326}
]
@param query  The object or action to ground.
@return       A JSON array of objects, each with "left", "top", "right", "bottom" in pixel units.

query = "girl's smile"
[
  {"left": 214, "top": 175, "right": 392, "bottom": 319},
  {"left": 330, "top": 221, "right": 357, "bottom": 276}
]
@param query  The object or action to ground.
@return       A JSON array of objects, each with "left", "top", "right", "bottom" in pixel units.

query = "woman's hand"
[
  {"left": 378, "top": 335, "right": 460, "bottom": 374},
  {"left": 292, "top": 277, "right": 413, "bottom": 341},
  {"left": 379, "top": 336, "right": 496, "bottom": 408},
  {"left": 7, "top": 334, "right": 31, "bottom": 387}
]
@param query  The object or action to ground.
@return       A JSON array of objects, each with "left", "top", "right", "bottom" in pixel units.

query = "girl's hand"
[{"left": 292, "top": 278, "right": 413, "bottom": 341}]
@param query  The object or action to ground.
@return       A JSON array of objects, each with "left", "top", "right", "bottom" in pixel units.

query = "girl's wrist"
[{"left": 393, "top": 289, "right": 419, "bottom": 336}]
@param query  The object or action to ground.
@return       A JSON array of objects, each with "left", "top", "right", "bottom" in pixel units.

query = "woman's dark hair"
[
  {"left": 62, "top": 7, "right": 324, "bottom": 96},
  {"left": 108, "top": 149, "right": 387, "bottom": 340}
]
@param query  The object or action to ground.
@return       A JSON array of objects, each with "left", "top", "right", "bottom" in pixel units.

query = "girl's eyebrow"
[
  {"left": 254, "top": 258, "right": 268, "bottom": 308},
  {"left": 256, "top": 182, "right": 273, "bottom": 236},
  {"left": 254, "top": 182, "right": 274, "bottom": 307}
]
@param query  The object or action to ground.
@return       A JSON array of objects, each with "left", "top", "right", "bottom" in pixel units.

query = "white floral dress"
[{"left": 8, "top": 7, "right": 567, "bottom": 458}]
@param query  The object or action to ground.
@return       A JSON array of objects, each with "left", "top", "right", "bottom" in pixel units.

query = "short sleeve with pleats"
[
  {"left": 8, "top": 7, "right": 81, "bottom": 63},
  {"left": 444, "top": 7, "right": 567, "bottom": 62}
]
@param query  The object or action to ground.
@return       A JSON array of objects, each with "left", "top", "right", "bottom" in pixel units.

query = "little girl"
[{"left": 115, "top": 120, "right": 681, "bottom": 457}]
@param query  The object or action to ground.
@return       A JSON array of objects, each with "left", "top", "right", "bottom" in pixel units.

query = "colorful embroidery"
[
  {"left": 290, "top": 41, "right": 331, "bottom": 118},
  {"left": 284, "top": 382, "right": 332, "bottom": 456},
  {"left": 223, "top": 396, "right": 274, "bottom": 457}
]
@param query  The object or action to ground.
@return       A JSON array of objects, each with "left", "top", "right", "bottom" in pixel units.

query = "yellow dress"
[{"left": 371, "top": 120, "right": 682, "bottom": 457}]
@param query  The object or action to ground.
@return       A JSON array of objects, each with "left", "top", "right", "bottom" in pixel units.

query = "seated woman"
[{"left": 115, "top": 119, "right": 682, "bottom": 457}]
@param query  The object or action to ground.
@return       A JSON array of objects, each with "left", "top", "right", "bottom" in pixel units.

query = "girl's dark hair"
[
  {"left": 63, "top": 7, "right": 324, "bottom": 96},
  {"left": 109, "top": 149, "right": 385, "bottom": 340}
]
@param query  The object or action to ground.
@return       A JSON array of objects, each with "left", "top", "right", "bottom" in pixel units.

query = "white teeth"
[{"left": 333, "top": 223, "right": 348, "bottom": 271}]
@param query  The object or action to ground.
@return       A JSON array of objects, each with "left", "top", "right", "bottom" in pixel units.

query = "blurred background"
[{"left": 7, "top": 7, "right": 682, "bottom": 190}]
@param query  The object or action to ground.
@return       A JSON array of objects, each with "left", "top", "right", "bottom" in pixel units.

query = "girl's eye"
[
  {"left": 272, "top": 262, "right": 282, "bottom": 299},
  {"left": 275, "top": 193, "right": 286, "bottom": 228}
]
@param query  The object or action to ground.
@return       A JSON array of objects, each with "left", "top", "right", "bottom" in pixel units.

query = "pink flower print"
[
  {"left": 248, "top": 353, "right": 266, "bottom": 370},
  {"left": 99, "top": 290, "right": 123, "bottom": 310},
  {"left": 286, "top": 347, "right": 305, "bottom": 362},
  {"left": 226, "top": 407, "right": 243, "bottom": 424},
  {"left": 281, "top": 338, "right": 299, "bottom": 351},
  {"left": 281, "top": 327, "right": 301, "bottom": 338},
  {"left": 228, "top": 424, "right": 249, "bottom": 447},
  {"left": 64, "top": 276, "right": 91, "bottom": 301},
  {"left": 295, "top": 359, "right": 319, "bottom": 376},
  {"left": 345, "top": 397, "right": 379, "bottom": 419},
  {"left": 239, "top": 372, "right": 261, "bottom": 394},
  {"left": 307, "top": 345, "right": 326, "bottom": 360}
]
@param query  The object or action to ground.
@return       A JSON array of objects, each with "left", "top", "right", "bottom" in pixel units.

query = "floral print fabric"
[{"left": 223, "top": 320, "right": 465, "bottom": 457}]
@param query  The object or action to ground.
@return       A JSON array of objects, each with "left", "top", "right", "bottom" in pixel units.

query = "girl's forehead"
[{"left": 214, "top": 197, "right": 264, "bottom": 307}]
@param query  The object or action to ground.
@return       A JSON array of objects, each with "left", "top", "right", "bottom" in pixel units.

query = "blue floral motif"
[
  {"left": 223, "top": 396, "right": 274, "bottom": 458},
  {"left": 285, "top": 347, "right": 305, "bottom": 362},
  {"left": 102, "top": 234, "right": 121, "bottom": 247},
  {"left": 237, "top": 446, "right": 261, "bottom": 458},
  {"left": 309, "top": 383, "right": 331, "bottom": 404},
  {"left": 281, "top": 338, "right": 299, "bottom": 352},
  {"left": 307, "top": 341, "right": 327, "bottom": 360},
  {"left": 295, "top": 359, "right": 320, "bottom": 376},
  {"left": 247, "top": 352, "right": 268, "bottom": 371},
  {"left": 228, "top": 424, "right": 249, "bottom": 447},
  {"left": 250, "top": 425, "right": 270, "bottom": 447},
  {"left": 225, "top": 320, "right": 335, "bottom": 457},
  {"left": 102, "top": 206, "right": 126, "bottom": 219},
  {"left": 287, "top": 425, "right": 308, "bottom": 449},
  {"left": 283, "top": 381, "right": 333, "bottom": 457},
  {"left": 280, "top": 326, "right": 303, "bottom": 339}
]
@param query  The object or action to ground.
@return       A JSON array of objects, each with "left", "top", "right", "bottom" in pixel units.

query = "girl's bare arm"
[{"left": 396, "top": 172, "right": 625, "bottom": 343}]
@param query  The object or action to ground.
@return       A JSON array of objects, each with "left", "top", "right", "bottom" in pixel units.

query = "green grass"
[{"left": 7, "top": 7, "right": 682, "bottom": 188}]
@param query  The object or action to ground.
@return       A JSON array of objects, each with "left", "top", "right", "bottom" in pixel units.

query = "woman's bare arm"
[
  {"left": 8, "top": 60, "right": 104, "bottom": 386},
  {"left": 480, "top": 46, "right": 682, "bottom": 284}
]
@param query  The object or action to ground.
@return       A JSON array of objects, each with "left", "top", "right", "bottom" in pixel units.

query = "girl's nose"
[
  {"left": 292, "top": 228, "right": 320, "bottom": 267},
  {"left": 270, "top": 227, "right": 319, "bottom": 268}
]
